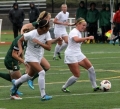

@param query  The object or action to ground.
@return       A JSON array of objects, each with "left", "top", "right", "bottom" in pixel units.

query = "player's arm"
[
  {"left": 12, "top": 50, "right": 25, "bottom": 65},
  {"left": 50, "top": 37, "right": 62, "bottom": 44},
  {"left": 18, "top": 36, "right": 25, "bottom": 56},
  {"left": 32, "top": 39, "right": 52, "bottom": 51},
  {"left": 53, "top": 17, "right": 63, "bottom": 25},
  {"left": 73, "top": 36, "right": 94, "bottom": 43},
  {"left": 21, "top": 23, "right": 35, "bottom": 34},
  {"left": 54, "top": 17, "right": 69, "bottom": 26}
]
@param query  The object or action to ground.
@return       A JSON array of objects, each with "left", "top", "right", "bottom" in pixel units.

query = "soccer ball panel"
[{"left": 100, "top": 80, "right": 111, "bottom": 91}]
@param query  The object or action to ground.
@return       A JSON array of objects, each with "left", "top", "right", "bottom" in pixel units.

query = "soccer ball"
[{"left": 100, "top": 80, "right": 111, "bottom": 91}]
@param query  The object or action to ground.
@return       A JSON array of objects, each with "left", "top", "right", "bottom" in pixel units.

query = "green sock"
[
  {"left": 31, "top": 73, "right": 39, "bottom": 81},
  {"left": 0, "top": 72, "right": 11, "bottom": 82}
]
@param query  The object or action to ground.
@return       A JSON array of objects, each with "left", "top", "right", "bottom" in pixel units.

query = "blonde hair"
[
  {"left": 71, "top": 17, "right": 86, "bottom": 26},
  {"left": 76, "top": 18, "right": 86, "bottom": 24},
  {"left": 61, "top": 4, "right": 67, "bottom": 7},
  {"left": 37, "top": 11, "right": 51, "bottom": 22}
]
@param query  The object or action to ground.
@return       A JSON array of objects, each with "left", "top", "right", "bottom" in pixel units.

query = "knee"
[
  {"left": 57, "top": 40, "right": 62, "bottom": 45},
  {"left": 42, "top": 64, "right": 50, "bottom": 71}
]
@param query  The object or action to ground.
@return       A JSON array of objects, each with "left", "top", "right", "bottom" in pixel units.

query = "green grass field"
[{"left": 0, "top": 33, "right": 120, "bottom": 109}]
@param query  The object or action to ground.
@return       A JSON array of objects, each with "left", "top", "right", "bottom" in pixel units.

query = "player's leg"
[
  {"left": 62, "top": 56, "right": 80, "bottom": 92},
  {"left": 27, "top": 57, "right": 50, "bottom": 90},
  {"left": 57, "top": 35, "right": 68, "bottom": 59},
  {"left": 53, "top": 34, "right": 62, "bottom": 60},
  {"left": 11, "top": 64, "right": 35, "bottom": 97},
  {"left": 78, "top": 58, "right": 99, "bottom": 91},
  {"left": 10, "top": 70, "right": 23, "bottom": 96},
  {"left": 0, "top": 72, "right": 11, "bottom": 82},
  {"left": 62, "top": 63, "right": 79, "bottom": 93},
  {"left": 4, "top": 59, "right": 23, "bottom": 96},
  {"left": 27, "top": 62, "right": 52, "bottom": 100}
]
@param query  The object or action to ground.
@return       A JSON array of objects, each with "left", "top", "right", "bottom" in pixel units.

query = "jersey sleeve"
[
  {"left": 55, "top": 12, "right": 61, "bottom": 20},
  {"left": 70, "top": 30, "right": 78, "bottom": 39},
  {"left": 23, "top": 31, "right": 33, "bottom": 41},
  {"left": 46, "top": 31, "right": 52, "bottom": 41}
]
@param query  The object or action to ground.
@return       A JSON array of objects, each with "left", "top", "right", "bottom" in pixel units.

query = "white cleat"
[{"left": 10, "top": 95, "right": 22, "bottom": 100}]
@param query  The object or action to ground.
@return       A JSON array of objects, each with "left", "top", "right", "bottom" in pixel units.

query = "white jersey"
[
  {"left": 24, "top": 29, "right": 52, "bottom": 59},
  {"left": 65, "top": 28, "right": 83, "bottom": 56},
  {"left": 54, "top": 11, "right": 69, "bottom": 34}
]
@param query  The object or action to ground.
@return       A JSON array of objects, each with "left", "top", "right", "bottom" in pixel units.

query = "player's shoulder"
[
  {"left": 71, "top": 28, "right": 78, "bottom": 32},
  {"left": 57, "top": 11, "right": 63, "bottom": 15},
  {"left": 66, "top": 12, "right": 69, "bottom": 15}
]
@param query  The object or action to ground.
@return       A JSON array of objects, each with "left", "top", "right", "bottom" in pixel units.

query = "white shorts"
[
  {"left": 25, "top": 55, "right": 42, "bottom": 63},
  {"left": 54, "top": 33, "right": 68, "bottom": 38},
  {"left": 64, "top": 54, "right": 86, "bottom": 64}
]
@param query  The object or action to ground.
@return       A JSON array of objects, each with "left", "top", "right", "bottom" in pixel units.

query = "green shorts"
[{"left": 4, "top": 59, "right": 20, "bottom": 71}]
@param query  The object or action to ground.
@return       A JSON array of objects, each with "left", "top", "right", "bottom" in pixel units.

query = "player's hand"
[
  {"left": 57, "top": 37, "right": 62, "bottom": 41},
  {"left": 88, "top": 36, "right": 94, "bottom": 40},
  {"left": 63, "top": 22, "right": 69, "bottom": 26}
]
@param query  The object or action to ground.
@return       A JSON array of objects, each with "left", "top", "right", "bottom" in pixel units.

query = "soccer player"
[
  {"left": 53, "top": 4, "right": 69, "bottom": 60},
  {"left": 61, "top": 18, "right": 99, "bottom": 93},
  {"left": 0, "top": 29, "right": 29, "bottom": 99},
  {"left": 11, "top": 20, "right": 53, "bottom": 101},
  {"left": 21, "top": 11, "right": 52, "bottom": 90}
]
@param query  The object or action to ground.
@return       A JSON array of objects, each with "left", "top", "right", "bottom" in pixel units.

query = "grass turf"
[{"left": 0, "top": 34, "right": 120, "bottom": 108}]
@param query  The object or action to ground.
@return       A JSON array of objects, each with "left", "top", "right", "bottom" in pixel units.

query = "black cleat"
[
  {"left": 57, "top": 52, "right": 61, "bottom": 59},
  {"left": 93, "top": 86, "right": 100, "bottom": 91}
]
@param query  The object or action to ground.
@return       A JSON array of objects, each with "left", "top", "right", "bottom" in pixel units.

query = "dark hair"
[
  {"left": 79, "top": 1, "right": 85, "bottom": 7},
  {"left": 38, "top": 20, "right": 49, "bottom": 29},
  {"left": 13, "top": 3, "right": 18, "bottom": 7},
  {"left": 90, "top": 2, "right": 96, "bottom": 7}
]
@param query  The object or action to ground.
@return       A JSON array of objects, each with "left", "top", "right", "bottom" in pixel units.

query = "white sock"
[
  {"left": 62, "top": 76, "right": 78, "bottom": 88},
  {"left": 88, "top": 66, "right": 97, "bottom": 88},
  {"left": 58, "top": 42, "right": 67, "bottom": 53},
  {"left": 15, "top": 74, "right": 33, "bottom": 86},
  {"left": 38, "top": 70, "right": 46, "bottom": 97},
  {"left": 53, "top": 44, "right": 60, "bottom": 57}
]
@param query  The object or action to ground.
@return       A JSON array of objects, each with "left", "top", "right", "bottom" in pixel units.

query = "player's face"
[
  {"left": 78, "top": 22, "right": 87, "bottom": 32},
  {"left": 38, "top": 26, "right": 50, "bottom": 34},
  {"left": 62, "top": 5, "right": 67, "bottom": 13}
]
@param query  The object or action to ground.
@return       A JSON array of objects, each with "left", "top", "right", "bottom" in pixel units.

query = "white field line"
[
  {"left": 0, "top": 77, "right": 120, "bottom": 88},
  {"left": 0, "top": 91, "right": 120, "bottom": 101},
  {"left": 0, "top": 78, "right": 120, "bottom": 101}
]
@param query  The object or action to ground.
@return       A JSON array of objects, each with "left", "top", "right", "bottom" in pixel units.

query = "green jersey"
[
  {"left": 32, "top": 21, "right": 39, "bottom": 28},
  {"left": 4, "top": 35, "right": 25, "bottom": 71}
]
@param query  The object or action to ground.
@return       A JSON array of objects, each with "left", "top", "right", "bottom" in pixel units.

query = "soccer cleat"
[
  {"left": 62, "top": 88, "right": 70, "bottom": 93},
  {"left": 41, "top": 95, "right": 52, "bottom": 101},
  {"left": 11, "top": 79, "right": 17, "bottom": 95},
  {"left": 93, "top": 86, "right": 100, "bottom": 91},
  {"left": 57, "top": 52, "right": 61, "bottom": 59},
  {"left": 113, "top": 41, "right": 115, "bottom": 45},
  {"left": 53, "top": 57, "right": 59, "bottom": 60},
  {"left": 10, "top": 88, "right": 23, "bottom": 96},
  {"left": 10, "top": 94, "right": 22, "bottom": 100},
  {"left": 16, "top": 90, "right": 23, "bottom": 95},
  {"left": 27, "top": 80, "right": 34, "bottom": 90}
]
